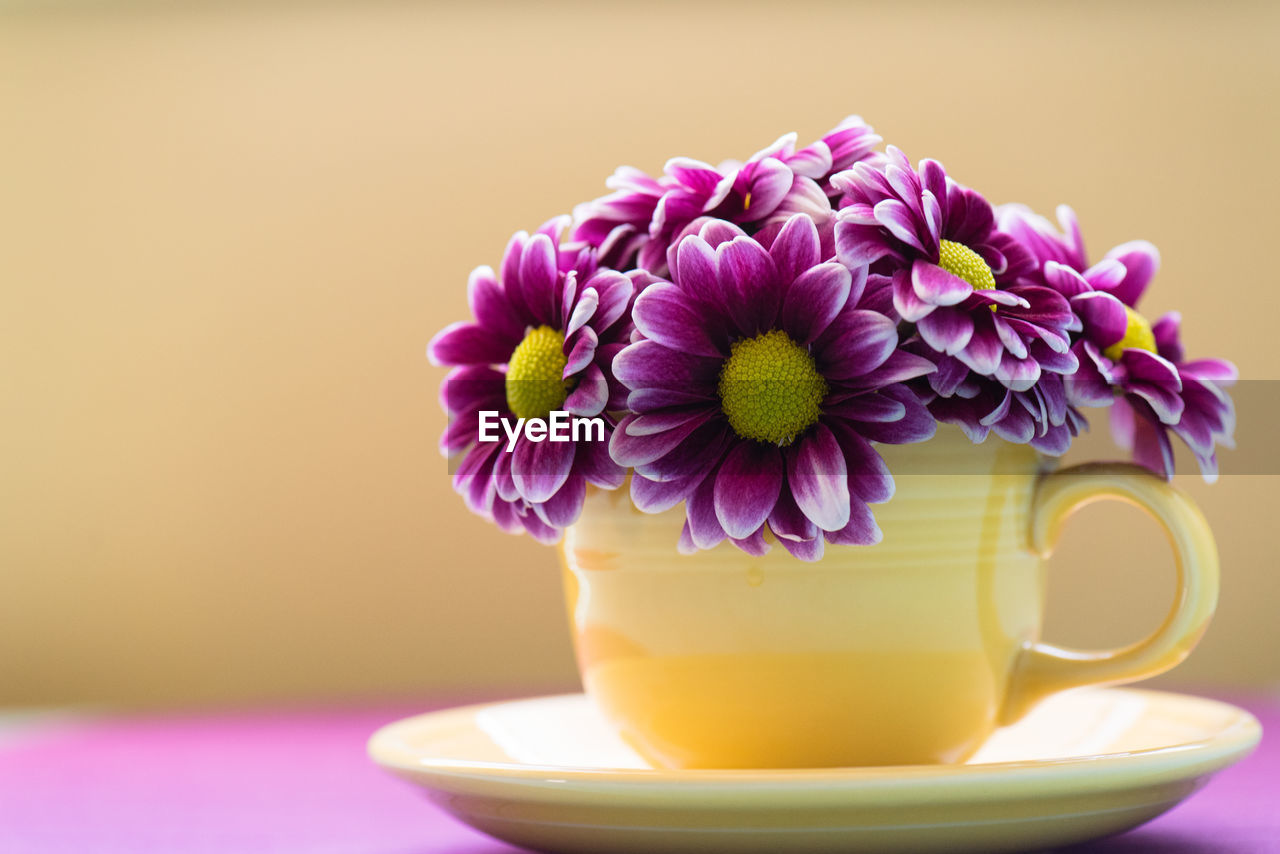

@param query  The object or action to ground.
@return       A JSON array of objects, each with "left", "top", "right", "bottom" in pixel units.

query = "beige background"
[{"left": 1, "top": 1, "right": 1277, "bottom": 709}]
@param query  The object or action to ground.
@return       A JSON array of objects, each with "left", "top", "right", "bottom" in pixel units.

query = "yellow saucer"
[{"left": 368, "top": 687, "right": 1259, "bottom": 853}]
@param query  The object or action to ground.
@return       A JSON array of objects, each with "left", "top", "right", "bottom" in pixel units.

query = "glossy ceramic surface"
[
  {"left": 559, "top": 428, "right": 1219, "bottom": 768},
  {"left": 369, "top": 687, "right": 1259, "bottom": 854}
]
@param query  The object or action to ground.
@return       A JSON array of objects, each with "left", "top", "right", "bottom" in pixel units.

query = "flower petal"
[
  {"left": 564, "top": 363, "right": 608, "bottom": 416},
  {"left": 1042, "top": 261, "right": 1092, "bottom": 298},
  {"left": 714, "top": 442, "right": 784, "bottom": 539},
  {"left": 845, "top": 350, "right": 937, "bottom": 390},
  {"left": 626, "top": 387, "right": 715, "bottom": 410},
  {"left": 665, "top": 157, "right": 723, "bottom": 194},
  {"left": 781, "top": 262, "right": 852, "bottom": 344},
  {"left": 492, "top": 446, "right": 519, "bottom": 502},
  {"left": 823, "top": 116, "right": 880, "bottom": 172},
  {"left": 440, "top": 365, "right": 506, "bottom": 416},
  {"left": 835, "top": 220, "right": 895, "bottom": 268},
  {"left": 842, "top": 386, "right": 937, "bottom": 445},
  {"left": 917, "top": 306, "right": 975, "bottom": 355},
  {"left": 577, "top": 437, "right": 625, "bottom": 489},
  {"left": 1121, "top": 349, "right": 1185, "bottom": 424},
  {"left": 1103, "top": 240, "right": 1160, "bottom": 307},
  {"left": 716, "top": 237, "right": 781, "bottom": 335},
  {"left": 625, "top": 407, "right": 713, "bottom": 436},
  {"left": 892, "top": 268, "right": 933, "bottom": 322},
  {"left": 635, "top": 420, "right": 732, "bottom": 483},
  {"left": 673, "top": 235, "right": 724, "bottom": 311},
  {"left": 608, "top": 410, "right": 713, "bottom": 467},
  {"left": 912, "top": 260, "right": 974, "bottom": 307},
  {"left": 468, "top": 266, "right": 525, "bottom": 343},
  {"left": 1127, "top": 402, "right": 1176, "bottom": 480},
  {"left": 1181, "top": 358, "right": 1238, "bottom": 384},
  {"left": 991, "top": 315, "right": 1028, "bottom": 360},
  {"left": 613, "top": 340, "right": 721, "bottom": 392},
  {"left": 784, "top": 140, "right": 832, "bottom": 179},
  {"left": 633, "top": 283, "right": 724, "bottom": 358},
  {"left": 824, "top": 499, "right": 882, "bottom": 546},
  {"left": 955, "top": 325, "right": 1003, "bottom": 376},
  {"left": 1176, "top": 376, "right": 1233, "bottom": 455},
  {"left": 995, "top": 353, "right": 1041, "bottom": 392},
  {"left": 564, "top": 326, "right": 598, "bottom": 376},
  {"left": 1082, "top": 258, "right": 1127, "bottom": 293},
  {"left": 987, "top": 399, "right": 1036, "bottom": 444},
  {"left": 564, "top": 288, "right": 599, "bottom": 339},
  {"left": 631, "top": 472, "right": 699, "bottom": 513},
  {"left": 767, "top": 488, "right": 818, "bottom": 543},
  {"left": 429, "top": 322, "right": 516, "bottom": 367},
  {"left": 873, "top": 199, "right": 927, "bottom": 253},
  {"left": 769, "top": 213, "right": 821, "bottom": 285},
  {"left": 586, "top": 272, "right": 634, "bottom": 333},
  {"left": 786, "top": 423, "right": 851, "bottom": 532},
  {"left": 738, "top": 157, "right": 794, "bottom": 219},
  {"left": 512, "top": 436, "right": 575, "bottom": 504},
  {"left": 685, "top": 472, "right": 728, "bottom": 551},
  {"left": 928, "top": 396, "right": 992, "bottom": 444},
  {"left": 1003, "top": 285, "right": 1072, "bottom": 327},
  {"left": 816, "top": 310, "right": 898, "bottom": 380},
  {"left": 694, "top": 217, "right": 750, "bottom": 248},
  {"left": 823, "top": 393, "right": 906, "bottom": 423},
  {"left": 921, "top": 352, "right": 969, "bottom": 397},
  {"left": 941, "top": 184, "right": 995, "bottom": 246},
  {"left": 1072, "top": 291, "right": 1128, "bottom": 349},
  {"left": 729, "top": 528, "right": 771, "bottom": 556},
  {"left": 1065, "top": 342, "right": 1117, "bottom": 408},
  {"left": 519, "top": 233, "right": 560, "bottom": 327},
  {"left": 778, "top": 533, "right": 825, "bottom": 561},
  {"left": 454, "top": 441, "right": 499, "bottom": 514},
  {"left": 534, "top": 475, "right": 586, "bottom": 528},
  {"left": 825, "top": 419, "right": 894, "bottom": 504},
  {"left": 1151, "top": 312, "right": 1184, "bottom": 362}
]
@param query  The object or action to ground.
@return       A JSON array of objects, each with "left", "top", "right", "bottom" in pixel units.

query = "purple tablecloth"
[{"left": 0, "top": 696, "right": 1273, "bottom": 853}]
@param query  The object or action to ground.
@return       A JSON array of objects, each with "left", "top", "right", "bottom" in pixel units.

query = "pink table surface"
[{"left": 0, "top": 695, "right": 1274, "bottom": 854}]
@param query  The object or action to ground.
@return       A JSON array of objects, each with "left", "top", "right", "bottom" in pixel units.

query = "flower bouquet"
[{"left": 427, "top": 117, "right": 1235, "bottom": 769}]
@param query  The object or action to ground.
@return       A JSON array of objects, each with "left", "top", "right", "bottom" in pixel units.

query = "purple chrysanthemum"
[
  {"left": 572, "top": 117, "right": 881, "bottom": 275},
  {"left": 832, "top": 147, "right": 1078, "bottom": 392},
  {"left": 1000, "top": 205, "right": 1236, "bottom": 479},
  {"left": 609, "top": 214, "right": 936, "bottom": 561},
  {"left": 428, "top": 218, "right": 634, "bottom": 540},
  {"left": 919, "top": 371, "right": 1087, "bottom": 455}
]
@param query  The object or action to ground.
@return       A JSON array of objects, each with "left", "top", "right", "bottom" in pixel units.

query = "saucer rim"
[{"left": 368, "top": 686, "right": 1261, "bottom": 797}]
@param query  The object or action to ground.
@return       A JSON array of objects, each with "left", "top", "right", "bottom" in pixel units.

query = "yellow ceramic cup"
[{"left": 559, "top": 427, "right": 1219, "bottom": 769}]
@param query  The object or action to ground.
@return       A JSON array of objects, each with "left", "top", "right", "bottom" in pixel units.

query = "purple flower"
[
  {"left": 428, "top": 218, "right": 634, "bottom": 540},
  {"left": 833, "top": 148, "right": 1078, "bottom": 392},
  {"left": 609, "top": 214, "right": 936, "bottom": 561},
  {"left": 1000, "top": 204, "right": 1236, "bottom": 479},
  {"left": 921, "top": 371, "right": 1087, "bottom": 456},
  {"left": 572, "top": 117, "right": 881, "bottom": 275}
]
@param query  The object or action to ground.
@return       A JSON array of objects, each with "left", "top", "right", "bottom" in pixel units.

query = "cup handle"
[{"left": 998, "top": 462, "right": 1219, "bottom": 725}]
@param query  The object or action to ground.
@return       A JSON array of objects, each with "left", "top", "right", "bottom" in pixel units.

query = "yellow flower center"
[
  {"left": 505, "top": 325, "right": 570, "bottom": 420},
  {"left": 718, "top": 329, "right": 828, "bottom": 445},
  {"left": 937, "top": 239, "right": 996, "bottom": 291},
  {"left": 1103, "top": 306, "right": 1157, "bottom": 361}
]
